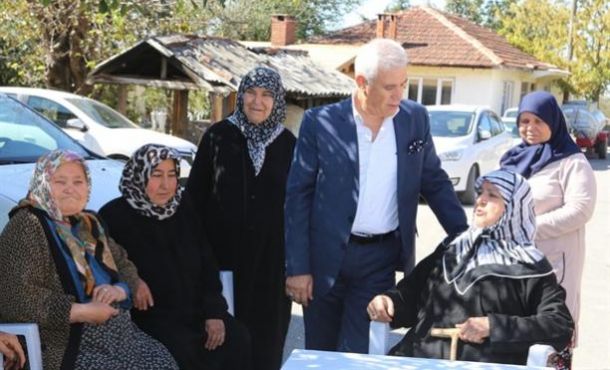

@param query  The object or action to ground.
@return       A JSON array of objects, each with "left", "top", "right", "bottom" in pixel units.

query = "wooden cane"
[{"left": 430, "top": 328, "right": 461, "bottom": 361}]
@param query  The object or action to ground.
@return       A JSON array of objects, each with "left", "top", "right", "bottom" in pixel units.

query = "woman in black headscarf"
[
  {"left": 99, "top": 144, "right": 251, "bottom": 370},
  {"left": 367, "top": 169, "right": 573, "bottom": 365},
  {"left": 186, "top": 66, "right": 296, "bottom": 370}
]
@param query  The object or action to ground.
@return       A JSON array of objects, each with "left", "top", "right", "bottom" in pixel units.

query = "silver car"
[{"left": 0, "top": 94, "right": 123, "bottom": 231}]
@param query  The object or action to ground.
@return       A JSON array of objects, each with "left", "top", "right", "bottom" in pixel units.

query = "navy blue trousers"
[{"left": 303, "top": 234, "right": 401, "bottom": 353}]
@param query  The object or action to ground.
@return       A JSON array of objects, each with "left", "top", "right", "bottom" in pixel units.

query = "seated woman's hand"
[
  {"left": 92, "top": 284, "right": 127, "bottom": 304},
  {"left": 70, "top": 302, "right": 119, "bottom": 325},
  {"left": 134, "top": 278, "right": 155, "bottom": 311},
  {"left": 204, "top": 319, "right": 225, "bottom": 351},
  {"left": 0, "top": 331, "right": 26, "bottom": 370},
  {"left": 367, "top": 295, "right": 394, "bottom": 322},
  {"left": 455, "top": 317, "right": 490, "bottom": 344}
]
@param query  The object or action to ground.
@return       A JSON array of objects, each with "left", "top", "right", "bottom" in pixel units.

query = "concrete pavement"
[{"left": 282, "top": 153, "right": 610, "bottom": 369}]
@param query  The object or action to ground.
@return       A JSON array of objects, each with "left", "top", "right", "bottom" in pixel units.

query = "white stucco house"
[{"left": 243, "top": 7, "right": 568, "bottom": 116}]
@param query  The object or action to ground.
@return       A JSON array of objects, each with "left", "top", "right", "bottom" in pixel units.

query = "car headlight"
[{"left": 438, "top": 149, "right": 463, "bottom": 161}]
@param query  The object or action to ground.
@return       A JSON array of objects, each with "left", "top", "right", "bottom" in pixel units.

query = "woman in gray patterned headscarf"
[
  {"left": 367, "top": 169, "right": 574, "bottom": 365},
  {"left": 187, "top": 66, "right": 296, "bottom": 370}
]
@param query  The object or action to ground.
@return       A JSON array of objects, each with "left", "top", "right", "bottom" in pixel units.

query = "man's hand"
[
  {"left": 285, "top": 274, "right": 313, "bottom": 307},
  {"left": 455, "top": 317, "right": 490, "bottom": 344},
  {"left": 367, "top": 295, "right": 394, "bottom": 322},
  {"left": 204, "top": 319, "right": 225, "bottom": 351}
]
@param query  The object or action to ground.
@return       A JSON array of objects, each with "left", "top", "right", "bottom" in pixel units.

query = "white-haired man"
[{"left": 284, "top": 38, "right": 468, "bottom": 353}]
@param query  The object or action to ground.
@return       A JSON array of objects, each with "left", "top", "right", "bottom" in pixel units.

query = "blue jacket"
[{"left": 285, "top": 98, "right": 467, "bottom": 298}]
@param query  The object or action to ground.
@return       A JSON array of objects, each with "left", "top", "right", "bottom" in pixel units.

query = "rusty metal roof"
[{"left": 89, "top": 34, "right": 354, "bottom": 97}]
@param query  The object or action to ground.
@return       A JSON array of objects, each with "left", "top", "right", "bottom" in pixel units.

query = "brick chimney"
[
  {"left": 376, "top": 13, "right": 398, "bottom": 39},
  {"left": 271, "top": 15, "right": 297, "bottom": 47}
]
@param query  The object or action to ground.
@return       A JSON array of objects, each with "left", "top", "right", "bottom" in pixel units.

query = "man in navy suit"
[{"left": 284, "top": 38, "right": 468, "bottom": 353}]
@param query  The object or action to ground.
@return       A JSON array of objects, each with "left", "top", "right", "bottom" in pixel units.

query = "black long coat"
[
  {"left": 186, "top": 120, "right": 296, "bottom": 370},
  {"left": 386, "top": 244, "right": 574, "bottom": 365},
  {"left": 99, "top": 197, "right": 253, "bottom": 370}
]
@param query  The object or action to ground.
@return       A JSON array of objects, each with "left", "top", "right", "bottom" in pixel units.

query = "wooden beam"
[
  {"left": 117, "top": 85, "right": 128, "bottom": 115},
  {"left": 210, "top": 92, "right": 225, "bottom": 123},
  {"left": 171, "top": 90, "right": 189, "bottom": 138}
]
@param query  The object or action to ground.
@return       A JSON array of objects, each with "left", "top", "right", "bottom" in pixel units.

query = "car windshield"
[
  {"left": 0, "top": 95, "right": 90, "bottom": 164},
  {"left": 504, "top": 122, "right": 520, "bottom": 138},
  {"left": 504, "top": 109, "right": 518, "bottom": 118},
  {"left": 428, "top": 111, "right": 474, "bottom": 137},
  {"left": 66, "top": 97, "right": 137, "bottom": 129}
]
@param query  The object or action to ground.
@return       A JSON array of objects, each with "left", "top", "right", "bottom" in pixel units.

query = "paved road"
[{"left": 282, "top": 153, "right": 610, "bottom": 369}]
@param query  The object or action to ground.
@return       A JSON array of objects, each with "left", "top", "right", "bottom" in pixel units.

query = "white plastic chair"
[
  {"left": 0, "top": 323, "right": 43, "bottom": 370},
  {"left": 219, "top": 270, "right": 235, "bottom": 316},
  {"left": 368, "top": 321, "right": 555, "bottom": 367}
]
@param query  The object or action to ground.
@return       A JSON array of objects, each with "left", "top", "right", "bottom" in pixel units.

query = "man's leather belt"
[{"left": 349, "top": 229, "right": 398, "bottom": 245}]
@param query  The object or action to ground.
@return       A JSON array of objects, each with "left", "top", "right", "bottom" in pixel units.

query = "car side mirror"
[
  {"left": 66, "top": 118, "right": 87, "bottom": 132},
  {"left": 478, "top": 130, "right": 491, "bottom": 141}
]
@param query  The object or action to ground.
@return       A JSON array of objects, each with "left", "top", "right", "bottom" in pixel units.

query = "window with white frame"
[{"left": 405, "top": 78, "right": 453, "bottom": 105}]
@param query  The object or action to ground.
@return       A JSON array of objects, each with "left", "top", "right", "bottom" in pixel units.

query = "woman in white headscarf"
[
  {"left": 186, "top": 66, "right": 296, "bottom": 370},
  {"left": 367, "top": 169, "right": 573, "bottom": 366}
]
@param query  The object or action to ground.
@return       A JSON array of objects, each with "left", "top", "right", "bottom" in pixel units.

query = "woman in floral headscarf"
[
  {"left": 367, "top": 169, "right": 574, "bottom": 365},
  {"left": 0, "top": 150, "right": 177, "bottom": 370},
  {"left": 187, "top": 66, "right": 296, "bottom": 370}
]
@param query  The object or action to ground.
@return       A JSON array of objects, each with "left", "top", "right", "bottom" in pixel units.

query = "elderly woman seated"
[
  {"left": 99, "top": 144, "right": 251, "bottom": 370},
  {"left": 367, "top": 169, "right": 573, "bottom": 365},
  {"left": 0, "top": 150, "right": 178, "bottom": 370}
]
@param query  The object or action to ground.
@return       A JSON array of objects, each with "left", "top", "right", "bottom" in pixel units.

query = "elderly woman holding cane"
[
  {"left": 0, "top": 150, "right": 177, "bottom": 370},
  {"left": 367, "top": 170, "right": 573, "bottom": 366}
]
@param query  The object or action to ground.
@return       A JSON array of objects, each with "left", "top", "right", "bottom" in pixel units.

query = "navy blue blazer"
[{"left": 284, "top": 98, "right": 467, "bottom": 298}]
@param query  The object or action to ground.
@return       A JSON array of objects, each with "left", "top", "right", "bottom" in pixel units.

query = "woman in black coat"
[
  {"left": 186, "top": 67, "right": 296, "bottom": 370},
  {"left": 100, "top": 144, "right": 251, "bottom": 370},
  {"left": 367, "top": 170, "right": 574, "bottom": 366}
]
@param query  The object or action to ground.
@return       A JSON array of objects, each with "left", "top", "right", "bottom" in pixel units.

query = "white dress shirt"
[{"left": 350, "top": 101, "right": 399, "bottom": 235}]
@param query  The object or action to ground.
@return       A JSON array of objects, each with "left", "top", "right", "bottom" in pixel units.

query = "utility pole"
[{"left": 563, "top": 0, "right": 578, "bottom": 103}]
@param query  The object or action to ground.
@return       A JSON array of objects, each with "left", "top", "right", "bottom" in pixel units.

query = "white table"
[{"left": 282, "top": 349, "right": 552, "bottom": 370}]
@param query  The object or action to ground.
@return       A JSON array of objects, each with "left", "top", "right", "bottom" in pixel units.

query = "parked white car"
[
  {"left": 501, "top": 107, "right": 522, "bottom": 146},
  {"left": 427, "top": 105, "right": 514, "bottom": 204},
  {"left": 0, "top": 93, "right": 123, "bottom": 231},
  {"left": 0, "top": 87, "right": 197, "bottom": 177}
]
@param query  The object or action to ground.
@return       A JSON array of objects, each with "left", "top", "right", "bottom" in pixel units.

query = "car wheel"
[
  {"left": 596, "top": 138, "right": 607, "bottom": 159},
  {"left": 459, "top": 165, "right": 479, "bottom": 205}
]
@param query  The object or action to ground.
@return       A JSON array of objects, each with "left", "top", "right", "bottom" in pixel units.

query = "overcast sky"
[{"left": 340, "top": 0, "right": 447, "bottom": 28}]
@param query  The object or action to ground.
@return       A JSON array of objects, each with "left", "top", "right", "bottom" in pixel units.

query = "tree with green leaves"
[
  {"left": 498, "top": 0, "right": 610, "bottom": 102},
  {"left": 445, "top": 0, "right": 485, "bottom": 24},
  {"left": 385, "top": 0, "right": 411, "bottom": 12},
  {"left": 0, "top": 0, "right": 360, "bottom": 93},
  {"left": 205, "top": 0, "right": 361, "bottom": 40}
]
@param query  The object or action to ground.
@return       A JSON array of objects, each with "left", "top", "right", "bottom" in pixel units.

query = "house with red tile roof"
[{"left": 242, "top": 7, "right": 568, "bottom": 116}]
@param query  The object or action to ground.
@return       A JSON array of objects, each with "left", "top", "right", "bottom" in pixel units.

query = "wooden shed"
[{"left": 88, "top": 34, "right": 355, "bottom": 138}]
